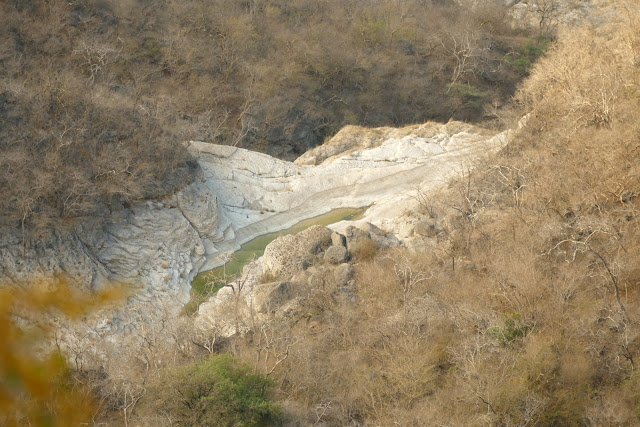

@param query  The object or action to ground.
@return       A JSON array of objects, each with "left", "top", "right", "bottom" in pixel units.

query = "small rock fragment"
[{"left": 333, "top": 263, "right": 354, "bottom": 287}]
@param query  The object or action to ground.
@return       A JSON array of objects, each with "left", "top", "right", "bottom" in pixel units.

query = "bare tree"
[
  {"left": 385, "top": 252, "right": 432, "bottom": 318},
  {"left": 529, "top": 0, "right": 562, "bottom": 37},
  {"left": 253, "top": 319, "right": 298, "bottom": 376},
  {"left": 440, "top": 31, "right": 485, "bottom": 87}
]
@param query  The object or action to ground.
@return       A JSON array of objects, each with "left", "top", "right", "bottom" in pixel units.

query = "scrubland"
[
  {"left": 242, "top": 4, "right": 640, "bottom": 423},
  {"left": 5, "top": 0, "right": 640, "bottom": 425},
  {"left": 1, "top": 0, "right": 539, "bottom": 234}
]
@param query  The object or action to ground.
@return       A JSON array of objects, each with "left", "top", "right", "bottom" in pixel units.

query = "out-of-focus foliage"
[{"left": 0, "top": 278, "right": 126, "bottom": 426}]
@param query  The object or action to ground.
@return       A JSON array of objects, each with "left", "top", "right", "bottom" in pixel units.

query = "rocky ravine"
[
  {"left": 194, "top": 121, "right": 507, "bottom": 270},
  {"left": 0, "top": 120, "right": 507, "bottom": 337}
]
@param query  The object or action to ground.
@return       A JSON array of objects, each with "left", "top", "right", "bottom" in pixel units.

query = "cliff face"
[
  {"left": 0, "top": 174, "right": 223, "bottom": 330},
  {"left": 0, "top": 120, "right": 506, "bottom": 336}
]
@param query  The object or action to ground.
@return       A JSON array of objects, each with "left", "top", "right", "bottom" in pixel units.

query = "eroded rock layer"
[{"left": 0, "top": 120, "right": 506, "bottom": 336}]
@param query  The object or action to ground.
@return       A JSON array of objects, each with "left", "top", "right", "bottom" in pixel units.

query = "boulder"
[
  {"left": 414, "top": 221, "right": 440, "bottom": 238},
  {"left": 333, "top": 263, "right": 354, "bottom": 287},
  {"left": 360, "top": 222, "right": 400, "bottom": 248},
  {"left": 290, "top": 270, "right": 311, "bottom": 285},
  {"left": 344, "top": 225, "right": 375, "bottom": 258},
  {"left": 331, "top": 231, "right": 347, "bottom": 247},
  {"left": 399, "top": 223, "right": 415, "bottom": 239},
  {"left": 277, "top": 297, "right": 303, "bottom": 318},
  {"left": 324, "top": 245, "right": 348, "bottom": 264},
  {"left": 344, "top": 223, "right": 399, "bottom": 257},
  {"left": 261, "top": 225, "right": 332, "bottom": 278},
  {"left": 345, "top": 225, "right": 370, "bottom": 247},
  {"left": 307, "top": 265, "right": 331, "bottom": 289}
]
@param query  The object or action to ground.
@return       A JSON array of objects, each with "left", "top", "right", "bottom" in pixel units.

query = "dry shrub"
[
  {"left": 518, "top": 26, "right": 625, "bottom": 132},
  {"left": 421, "top": 2, "right": 640, "bottom": 422},
  {"left": 198, "top": 4, "right": 640, "bottom": 423},
  {"left": 6, "top": 1, "right": 640, "bottom": 425},
  {"left": 91, "top": 3, "right": 640, "bottom": 423},
  {"left": 351, "top": 239, "right": 379, "bottom": 262},
  {"left": 246, "top": 3, "right": 640, "bottom": 424},
  {"left": 354, "top": 258, "right": 401, "bottom": 316},
  {"left": 258, "top": 270, "right": 281, "bottom": 284}
]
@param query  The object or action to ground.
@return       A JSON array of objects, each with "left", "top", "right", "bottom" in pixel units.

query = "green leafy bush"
[
  {"left": 505, "top": 37, "right": 551, "bottom": 74},
  {"left": 143, "top": 353, "right": 281, "bottom": 426},
  {"left": 447, "top": 83, "right": 487, "bottom": 111},
  {"left": 488, "top": 313, "right": 531, "bottom": 346}
]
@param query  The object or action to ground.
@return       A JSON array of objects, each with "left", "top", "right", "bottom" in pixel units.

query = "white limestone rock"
[
  {"left": 193, "top": 121, "right": 508, "bottom": 272},
  {"left": 0, "top": 226, "right": 110, "bottom": 291},
  {"left": 2, "top": 119, "right": 510, "bottom": 347},
  {"left": 0, "top": 169, "right": 223, "bottom": 334}
]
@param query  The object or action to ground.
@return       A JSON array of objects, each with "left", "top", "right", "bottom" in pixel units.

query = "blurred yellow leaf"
[{"left": 0, "top": 276, "right": 127, "bottom": 426}]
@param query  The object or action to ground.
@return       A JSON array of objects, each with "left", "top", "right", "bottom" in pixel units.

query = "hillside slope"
[
  {"left": 5, "top": 1, "right": 640, "bottom": 425},
  {"left": 189, "top": 2, "right": 640, "bottom": 424},
  {"left": 0, "top": 0, "right": 547, "bottom": 235}
]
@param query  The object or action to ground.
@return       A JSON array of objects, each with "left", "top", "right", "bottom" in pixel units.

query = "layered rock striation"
[
  {"left": 193, "top": 121, "right": 508, "bottom": 271},
  {"left": 0, "top": 120, "right": 507, "bottom": 334},
  {"left": 0, "top": 175, "right": 223, "bottom": 330}
]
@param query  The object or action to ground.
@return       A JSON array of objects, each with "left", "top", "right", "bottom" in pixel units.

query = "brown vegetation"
[
  {"left": 216, "top": 3, "right": 640, "bottom": 424},
  {"left": 0, "top": 0, "right": 197, "bottom": 235},
  {"left": 10, "top": 1, "right": 640, "bottom": 425},
  {"left": 1, "top": 0, "right": 541, "bottom": 235}
]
